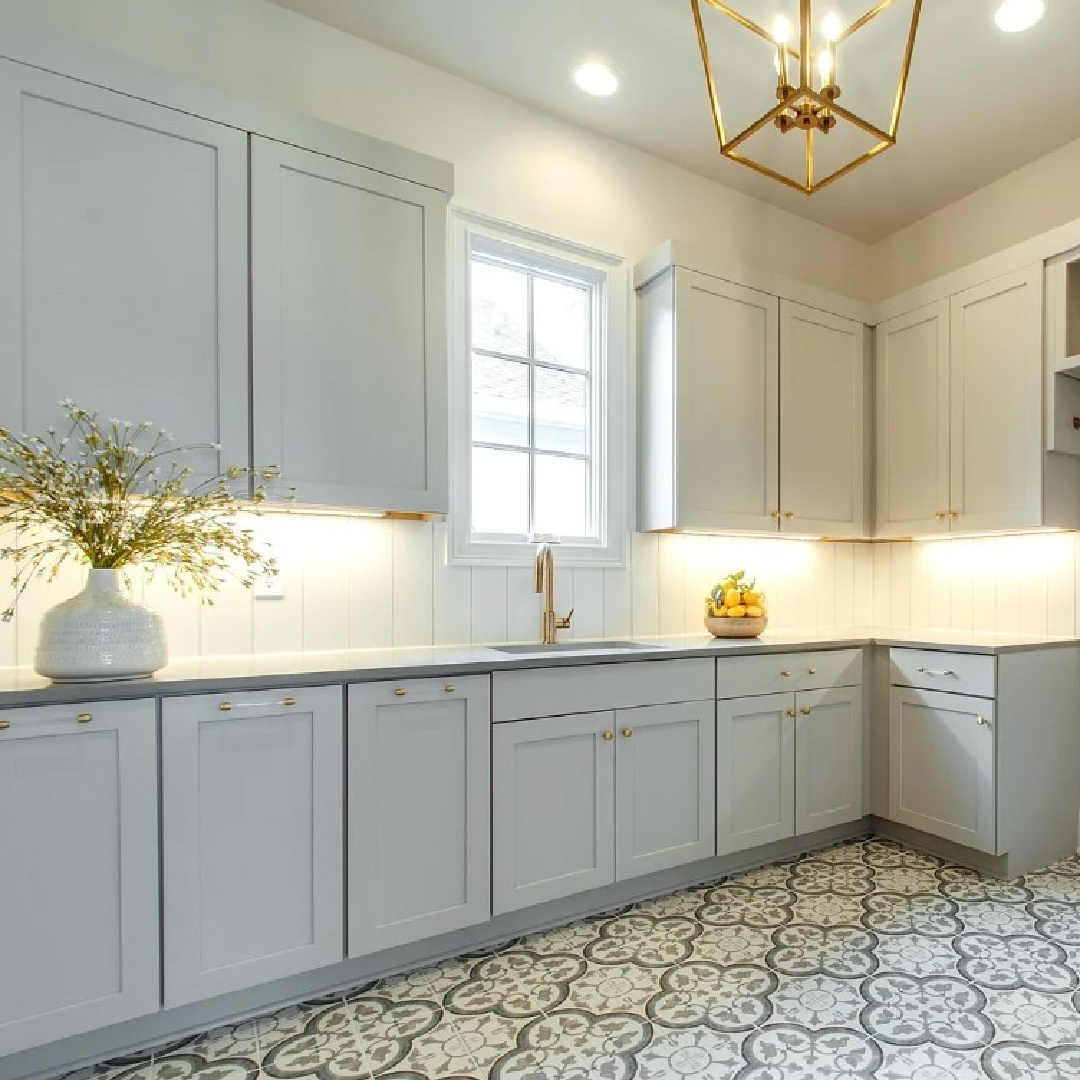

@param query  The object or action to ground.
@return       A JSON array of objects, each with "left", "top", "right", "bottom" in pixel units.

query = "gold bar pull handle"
[
  {"left": 219, "top": 698, "right": 297, "bottom": 713},
  {"left": 76, "top": 713, "right": 92, "bottom": 724},
  {"left": 807, "top": 668, "right": 817, "bottom": 675},
  {"left": 444, "top": 684, "right": 456, "bottom": 694},
  {"left": 394, "top": 688, "right": 407, "bottom": 697},
  {"left": 781, "top": 670, "right": 793, "bottom": 678},
  {"left": 283, "top": 697, "right": 296, "bottom": 707},
  {"left": 0, "top": 720, "right": 10, "bottom": 731},
  {"left": 219, "top": 702, "right": 232, "bottom": 712},
  {"left": 800, "top": 706, "right": 811, "bottom": 715}
]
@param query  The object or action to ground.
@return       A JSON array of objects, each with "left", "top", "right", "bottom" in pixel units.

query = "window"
[{"left": 449, "top": 212, "right": 626, "bottom": 566}]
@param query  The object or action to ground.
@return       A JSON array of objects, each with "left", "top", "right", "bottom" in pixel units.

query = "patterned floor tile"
[{"left": 79, "top": 837, "right": 1080, "bottom": 1080}]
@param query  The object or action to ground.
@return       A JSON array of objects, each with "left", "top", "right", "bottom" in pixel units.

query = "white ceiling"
[{"left": 269, "top": 0, "right": 1080, "bottom": 242}]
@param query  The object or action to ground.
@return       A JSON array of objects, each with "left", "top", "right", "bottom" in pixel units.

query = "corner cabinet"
[
  {"left": 638, "top": 258, "right": 868, "bottom": 537},
  {"left": 161, "top": 686, "right": 344, "bottom": 1008},
  {"left": 876, "top": 266, "right": 1080, "bottom": 537},
  {"left": 0, "top": 699, "right": 159, "bottom": 1057},
  {"left": 0, "top": 60, "right": 249, "bottom": 484},
  {"left": 251, "top": 136, "right": 450, "bottom": 512},
  {"left": 347, "top": 676, "right": 491, "bottom": 956}
]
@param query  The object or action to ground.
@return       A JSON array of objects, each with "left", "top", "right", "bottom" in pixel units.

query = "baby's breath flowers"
[{"left": 0, "top": 402, "right": 280, "bottom": 622}]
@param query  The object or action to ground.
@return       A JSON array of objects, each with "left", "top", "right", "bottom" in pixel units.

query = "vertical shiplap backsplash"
[{"left": 4, "top": 522, "right": 1079, "bottom": 669}]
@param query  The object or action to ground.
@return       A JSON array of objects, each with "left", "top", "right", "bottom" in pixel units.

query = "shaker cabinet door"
[
  {"left": 0, "top": 699, "right": 159, "bottom": 1057},
  {"left": 779, "top": 300, "right": 866, "bottom": 537},
  {"left": 250, "top": 136, "right": 448, "bottom": 511},
  {"left": 0, "top": 60, "right": 249, "bottom": 483},
  {"left": 795, "top": 686, "right": 864, "bottom": 835},
  {"left": 888, "top": 688, "right": 996, "bottom": 854},
  {"left": 875, "top": 301, "right": 951, "bottom": 537},
  {"left": 492, "top": 712, "right": 616, "bottom": 914},
  {"left": 348, "top": 676, "right": 491, "bottom": 956},
  {"left": 614, "top": 701, "right": 715, "bottom": 880},
  {"left": 716, "top": 692, "right": 795, "bottom": 855},
  {"left": 162, "top": 686, "right": 344, "bottom": 1007}
]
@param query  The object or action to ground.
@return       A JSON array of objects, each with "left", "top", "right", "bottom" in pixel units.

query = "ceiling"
[{"left": 268, "top": 0, "right": 1080, "bottom": 242}]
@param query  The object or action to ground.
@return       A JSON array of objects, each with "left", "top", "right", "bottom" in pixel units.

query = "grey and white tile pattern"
[{"left": 65, "top": 838, "right": 1080, "bottom": 1079}]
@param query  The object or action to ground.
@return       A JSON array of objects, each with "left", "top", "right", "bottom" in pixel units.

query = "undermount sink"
[{"left": 491, "top": 641, "right": 656, "bottom": 656}]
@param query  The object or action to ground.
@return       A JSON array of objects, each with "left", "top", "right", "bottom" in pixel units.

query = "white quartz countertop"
[{"left": 0, "top": 626, "right": 1076, "bottom": 708}]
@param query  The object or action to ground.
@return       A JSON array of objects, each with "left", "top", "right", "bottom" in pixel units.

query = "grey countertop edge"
[{"left": 0, "top": 627, "right": 1077, "bottom": 708}]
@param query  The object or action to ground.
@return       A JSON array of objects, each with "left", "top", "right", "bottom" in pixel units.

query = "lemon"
[
  {"left": 743, "top": 590, "right": 761, "bottom": 607},
  {"left": 728, "top": 604, "right": 747, "bottom": 618},
  {"left": 745, "top": 604, "right": 764, "bottom": 618},
  {"left": 723, "top": 588, "right": 742, "bottom": 608}
]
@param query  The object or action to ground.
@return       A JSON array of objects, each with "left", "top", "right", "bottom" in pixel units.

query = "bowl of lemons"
[{"left": 705, "top": 571, "right": 768, "bottom": 638}]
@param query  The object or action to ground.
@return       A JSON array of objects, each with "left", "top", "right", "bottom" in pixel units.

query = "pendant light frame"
[{"left": 690, "top": 0, "right": 923, "bottom": 194}]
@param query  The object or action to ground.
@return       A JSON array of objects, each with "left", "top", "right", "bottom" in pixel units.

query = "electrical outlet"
[{"left": 254, "top": 568, "right": 284, "bottom": 600}]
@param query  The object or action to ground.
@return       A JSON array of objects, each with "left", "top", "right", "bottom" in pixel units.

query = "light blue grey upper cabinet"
[
  {"left": 0, "top": 60, "right": 249, "bottom": 483},
  {"left": 614, "top": 701, "right": 715, "bottom": 880},
  {"left": 250, "top": 136, "right": 450, "bottom": 512},
  {"left": 0, "top": 699, "right": 159, "bottom": 1057},
  {"left": 161, "top": 686, "right": 344, "bottom": 1007},
  {"left": 348, "top": 676, "right": 490, "bottom": 956},
  {"left": 493, "top": 712, "right": 616, "bottom": 915}
]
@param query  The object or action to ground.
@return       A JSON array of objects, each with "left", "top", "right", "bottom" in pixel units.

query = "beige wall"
[{"left": 870, "top": 134, "right": 1080, "bottom": 300}]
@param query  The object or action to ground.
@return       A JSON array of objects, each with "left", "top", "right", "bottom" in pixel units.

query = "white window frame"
[{"left": 449, "top": 209, "right": 627, "bottom": 567}]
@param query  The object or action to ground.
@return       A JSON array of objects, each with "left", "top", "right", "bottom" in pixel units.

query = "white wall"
[{"left": 870, "top": 134, "right": 1080, "bottom": 300}]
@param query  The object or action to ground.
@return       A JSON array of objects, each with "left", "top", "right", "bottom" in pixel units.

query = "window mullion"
[{"left": 526, "top": 273, "right": 537, "bottom": 540}]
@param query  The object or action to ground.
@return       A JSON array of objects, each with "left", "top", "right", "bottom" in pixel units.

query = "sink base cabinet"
[
  {"left": 348, "top": 677, "right": 491, "bottom": 956},
  {"left": 493, "top": 712, "right": 616, "bottom": 915},
  {"left": 162, "top": 687, "right": 344, "bottom": 1008},
  {"left": 0, "top": 700, "right": 159, "bottom": 1058},
  {"left": 888, "top": 688, "right": 996, "bottom": 855},
  {"left": 614, "top": 702, "right": 716, "bottom": 880}
]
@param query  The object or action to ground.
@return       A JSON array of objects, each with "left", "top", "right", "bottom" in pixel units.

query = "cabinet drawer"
[
  {"left": 492, "top": 659, "right": 712, "bottom": 723},
  {"left": 716, "top": 649, "right": 862, "bottom": 700},
  {"left": 890, "top": 648, "right": 995, "bottom": 698}
]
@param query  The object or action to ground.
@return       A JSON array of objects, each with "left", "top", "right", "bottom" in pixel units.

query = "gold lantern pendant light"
[{"left": 690, "top": 0, "right": 924, "bottom": 193}]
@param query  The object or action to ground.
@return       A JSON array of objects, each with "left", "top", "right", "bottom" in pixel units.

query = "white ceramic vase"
[{"left": 34, "top": 568, "right": 168, "bottom": 682}]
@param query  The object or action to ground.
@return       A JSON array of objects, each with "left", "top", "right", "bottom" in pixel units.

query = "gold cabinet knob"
[
  {"left": 444, "top": 684, "right": 456, "bottom": 694},
  {"left": 807, "top": 668, "right": 817, "bottom": 675},
  {"left": 800, "top": 707, "right": 812, "bottom": 715},
  {"left": 602, "top": 730, "right": 615, "bottom": 741},
  {"left": 934, "top": 511, "right": 946, "bottom": 520},
  {"left": 948, "top": 510, "right": 959, "bottom": 518},
  {"left": 784, "top": 511, "right": 795, "bottom": 519},
  {"left": 394, "top": 688, "right": 407, "bottom": 697},
  {"left": 219, "top": 702, "right": 233, "bottom": 712},
  {"left": 769, "top": 510, "right": 781, "bottom": 520},
  {"left": 781, "top": 670, "right": 793, "bottom": 678},
  {"left": 262, "top": 464, "right": 281, "bottom": 480},
  {"left": 76, "top": 713, "right": 92, "bottom": 724},
  {"left": 0, "top": 720, "right": 10, "bottom": 731},
  {"left": 785, "top": 708, "right": 796, "bottom": 718},
  {"left": 226, "top": 465, "right": 246, "bottom": 479},
  {"left": 622, "top": 727, "right": 633, "bottom": 738},
  {"left": 283, "top": 697, "right": 296, "bottom": 707},
  {"left": 977, "top": 715, "right": 988, "bottom": 726}
]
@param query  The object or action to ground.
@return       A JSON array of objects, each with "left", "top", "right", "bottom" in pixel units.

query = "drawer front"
[
  {"left": 716, "top": 649, "right": 862, "bottom": 700},
  {"left": 492, "top": 659, "right": 713, "bottom": 723},
  {"left": 890, "top": 648, "right": 995, "bottom": 698}
]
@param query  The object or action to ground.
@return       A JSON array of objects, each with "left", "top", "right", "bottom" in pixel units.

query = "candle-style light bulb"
[
  {"left": 817, "top": 49, "right": 833, "bottom": 86},
  {"left": 822, "top": 11, "right": 843, "bottom": 42},
  {"left": 772, "top": 13, "right": 793, "bottom": 44}
]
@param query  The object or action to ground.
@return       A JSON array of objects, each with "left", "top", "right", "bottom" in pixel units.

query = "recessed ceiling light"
[
  {"left": 994, "top": 0, "right": 1045, "bottom": 32},
  {"left": 573, "top": 61, "right": 619, "bottom": 97}
]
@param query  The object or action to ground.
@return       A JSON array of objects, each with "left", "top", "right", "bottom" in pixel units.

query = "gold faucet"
[{"left": 534, "top": 541, "right": 574, "bottom": 645}]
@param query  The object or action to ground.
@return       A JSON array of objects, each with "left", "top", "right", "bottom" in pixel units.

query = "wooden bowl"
[{"left": 705, "top": 614, "right": 768, "bottom": 639}]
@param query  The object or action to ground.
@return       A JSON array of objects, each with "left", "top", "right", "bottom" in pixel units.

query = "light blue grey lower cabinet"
[
  {"left": 796, "top": 685, "right": 864, "bottom": 835},
  {"left": 347, "top": 676, "right": 491, "bottom": 956},
  {"left": 0, "top": 699, "right": 159, "bottom": 1057},
  {"left": 161, "top": 686, "right": 344, "bottom": 1008},
  {"left": 493, "top": 701, "right": 716, "bottom": 915},
  {"left": 716, "top": 692, "right": 796, "bottom": 855},
  {"left": 493, "top": 711, "right": 616, "bottom": 914},
  {"left": 614, "top": 701, "right": 716, "bottom": 879}
]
